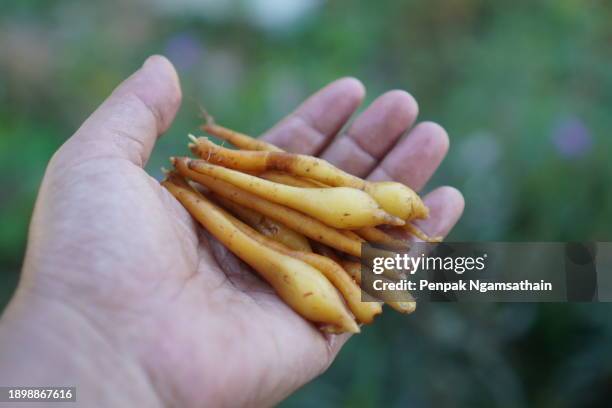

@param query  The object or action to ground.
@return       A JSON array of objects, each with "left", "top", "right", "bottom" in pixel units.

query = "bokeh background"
[{"left": 2, "top": 0, "right": 612, "bottom": 406}]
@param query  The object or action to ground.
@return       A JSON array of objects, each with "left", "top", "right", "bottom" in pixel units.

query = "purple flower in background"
[
  {"left": 164, "top": 32, "right": 203, "bottom": 71},
  {"left": 551, "top": 116, "right": 593, "bottom": 159}
]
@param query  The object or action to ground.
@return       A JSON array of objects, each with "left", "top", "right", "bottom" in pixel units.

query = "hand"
[{"left": 0, "top": 56, "right": 463, "bottom": 407}]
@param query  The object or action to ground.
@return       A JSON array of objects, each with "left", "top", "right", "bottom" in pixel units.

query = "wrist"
[{"left": 0, "top": 287, "right": 163, "bottom": 407}]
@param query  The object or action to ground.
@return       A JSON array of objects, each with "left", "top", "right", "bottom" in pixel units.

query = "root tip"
[
  {"left": 401, "top": 301, "right": 417, "bottom": 314},
  {"left": 384, "top": 213, "right": 406, "bottom": 226},
  {"left": 346, "top": 320, "right": 361, "bottom": 334},
  {"left": 199, "top": 107, "right": 215, "bottom": 128},
  {"left": 388, "top": 300, "right": 417, "bottom": 314}
]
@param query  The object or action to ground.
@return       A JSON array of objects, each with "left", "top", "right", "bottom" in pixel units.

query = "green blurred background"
[{"left": 2, "top": 0, "right": 612, "bottom": 406}]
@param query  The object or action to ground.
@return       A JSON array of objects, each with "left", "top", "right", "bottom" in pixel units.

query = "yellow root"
[
  {"left": 355, "top": 227, "right": 406, "bottom": 247},
  {"left": 211, "top": 194, "right": 312, "bottom": 252},
  {"left": 200, "top": 115, "right": 282, "bottom": 152},
  {"left": 191, "top": 141, "right": 327, "bottom": 189},
  {"left": 228, "top": 214, "right": 382, "bottom": 324},
  {"left": 258, "top": 170, "right": 329, "bottom": 188},
  {"left": 403, "top": 223, "right": 442, "bottom": 243},
  {"left": 162, "top": 173, "right": 359, "bottom": 333},
  {"left": 311, "top": 242, "right": 343, "bottom": 263},
  {"left": 340, "top": 230, "right": 365, "bottom": 242},
  {"left": 384, "top": 297, "right": 417, "bottom": 314},
  {"left": 338, "top": 260, "right": 362, "bottom": 283},
  {"left": 184, "top": 157, "right": 404, "bottom": 229},
  {"left": 339, "top": 261, "right": 416, "bottom": 314},
  {"left": 363, "top": 182, "right": 429, "bottom": 221},
  {"left": 185, "top": 116, "right": 423, "bottom": 325},
  {"left": 189, "top": 136, "right": 428, "bottom": 221},
  {"left": 173, "top": 157, "right": 363, "bottom": 256}
]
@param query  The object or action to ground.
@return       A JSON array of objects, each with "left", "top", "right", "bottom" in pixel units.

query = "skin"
[{"left": 0, "top": 55, "right": 464, "bottom": 407}]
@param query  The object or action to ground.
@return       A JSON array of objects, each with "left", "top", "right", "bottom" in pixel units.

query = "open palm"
[{"left": 2, "top": 56, "right": 463, "bottom": 407}]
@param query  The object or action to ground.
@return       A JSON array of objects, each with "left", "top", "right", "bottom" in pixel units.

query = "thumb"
[{"left": 58, "top": 55, "right": 182, "bottom": 168}]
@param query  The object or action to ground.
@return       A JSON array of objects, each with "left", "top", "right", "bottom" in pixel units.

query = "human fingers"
[
  {"left": 319, "top": 90, "right": 418, "bottom": 176},
  {"left": 367, "top": 122, "right": 449, "bottom": 191},
  {"left": 261, "top": 77, "right": 365, "bottom": 154},
  {"left": 411, "top": 186, "right": 464, "bottom": 240},
  {"left": 55, "top": 55, "right": 181, "bottom": 168}
]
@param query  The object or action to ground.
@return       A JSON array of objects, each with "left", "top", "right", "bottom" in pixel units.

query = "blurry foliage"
[{"left": 1, "top": 0, "right": 612, "bottom": 406}]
